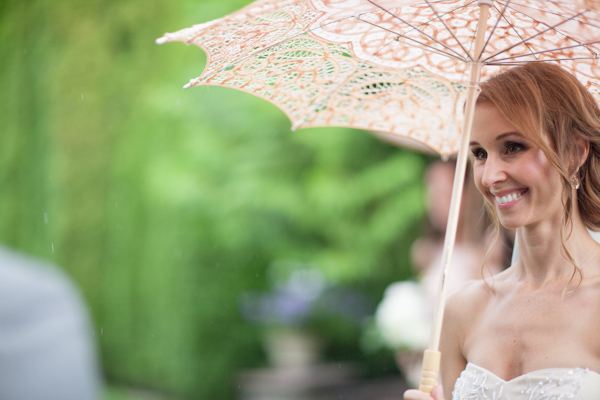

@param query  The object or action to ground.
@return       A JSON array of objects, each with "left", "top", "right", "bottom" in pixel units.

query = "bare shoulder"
[
  {"left": 445, "top": 279, "right": 492, "bottom": 325},
  {"left": 439, "top": 279, "right": 493, "bottom": 397},
  {"left": 575, "top": 266, "right": 600, "bottom": 308},
  {"left": 441, "top": 279, "right": 494, "bottom": 361}
]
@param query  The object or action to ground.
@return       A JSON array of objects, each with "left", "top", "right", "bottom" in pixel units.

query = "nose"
[{"left": 480, "top": 155, "right": 507, "bottom": 188}]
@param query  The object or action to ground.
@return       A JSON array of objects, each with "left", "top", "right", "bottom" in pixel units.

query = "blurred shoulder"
[{"left": 0, "top": 246, "right": 86, "bottom": 320}]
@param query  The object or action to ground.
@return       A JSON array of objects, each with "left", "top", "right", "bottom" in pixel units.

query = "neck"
[{"left": 513, "top": 211, "right": 600, "bottom": 287}]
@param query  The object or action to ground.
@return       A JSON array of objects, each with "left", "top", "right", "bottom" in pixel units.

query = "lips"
[{"left": 493, "top": 189, "right": 527, "bottom": 205}]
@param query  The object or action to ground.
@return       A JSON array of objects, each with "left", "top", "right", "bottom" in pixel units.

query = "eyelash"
[
  {"left": 471, "top": 142, "right": 526, "bottom": 161},
  {"left": 505, "top": 142, "right": 524, "bottom": 154},
  {"left": 471, "top": 148, "right": 486, "bottom": 160}
]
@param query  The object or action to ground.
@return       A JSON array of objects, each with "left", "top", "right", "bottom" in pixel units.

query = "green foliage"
[{"left": 1, "top": 0, "right": 429, "bottom": 398}]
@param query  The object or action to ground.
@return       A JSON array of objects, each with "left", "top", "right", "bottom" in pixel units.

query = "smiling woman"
[
  {"left": 405, "top": 62, "right": 600, "bottom": 400},
  {"left": 475, "top": 63, "right": 600, "bottom": 234},
  {"left": 469, "top": 104, "right": 565, "bottom": 230}
]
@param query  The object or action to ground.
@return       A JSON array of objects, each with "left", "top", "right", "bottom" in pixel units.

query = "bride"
[{"left": 405, "top": 62, "right": 600, "bottom": 399}]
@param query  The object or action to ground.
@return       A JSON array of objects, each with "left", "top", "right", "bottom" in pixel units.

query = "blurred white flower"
[{"left": 374, "top": 281, "right": 432, "bottom": 350}]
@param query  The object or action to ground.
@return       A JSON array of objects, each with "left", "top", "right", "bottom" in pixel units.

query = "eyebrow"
[{"left": 469, "top": 131, "right": 523, "bottom": 146}]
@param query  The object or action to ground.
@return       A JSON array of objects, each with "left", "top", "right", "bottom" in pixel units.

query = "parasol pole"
[{"left": 418, "top": 0, "right": 492, "bottom": 394}]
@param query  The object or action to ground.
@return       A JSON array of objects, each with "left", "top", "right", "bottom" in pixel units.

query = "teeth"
[{"left": 495, "top": 192, "right": 522, "bottom": 205}]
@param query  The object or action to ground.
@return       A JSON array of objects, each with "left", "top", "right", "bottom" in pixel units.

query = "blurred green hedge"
[{"left": 1, "top": 0, "right": 429, "bottom": 398}]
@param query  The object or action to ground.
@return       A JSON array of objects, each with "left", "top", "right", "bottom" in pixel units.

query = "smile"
[{"left": 494, "top": 191, "right": 524, "bottom": 205}]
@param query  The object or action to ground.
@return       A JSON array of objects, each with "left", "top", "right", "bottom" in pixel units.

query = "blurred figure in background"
[
  {"left": 0, "top": 246, "right": 102, "bottom": 400},
  {"left": 412, "top": 160, "right": 509, "bottom": 301},
  {"left": 387, "top": 160, "right": 513, "bottom": 386}
]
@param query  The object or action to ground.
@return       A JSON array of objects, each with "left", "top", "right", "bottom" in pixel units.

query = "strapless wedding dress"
[{"left": 453, "top": 362, "right": 600, "bottom": 399}]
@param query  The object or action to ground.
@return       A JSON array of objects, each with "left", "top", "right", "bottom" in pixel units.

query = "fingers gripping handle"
[{"left": 419, "top": 349, "right": 441, "bottom": 394}]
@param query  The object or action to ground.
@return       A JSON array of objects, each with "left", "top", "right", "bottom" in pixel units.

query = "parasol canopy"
[{"left": 157, "top": 0, "right": 600, "bottom": 157}]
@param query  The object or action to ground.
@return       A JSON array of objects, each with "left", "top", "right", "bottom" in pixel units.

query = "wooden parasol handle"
[
  {"left": 417, "top": 0, "right": 491, "bottom": 395},
  {"left": 419, "top": 349, "right": 442, "bottom": 393}
]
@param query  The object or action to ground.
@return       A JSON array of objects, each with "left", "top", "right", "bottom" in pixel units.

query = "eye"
[
  {"left": 505, "top": 142, "right": 525, "bottom": 155},
  {"left": 471, "top": 147, "right": 487, "bottom": 160}
]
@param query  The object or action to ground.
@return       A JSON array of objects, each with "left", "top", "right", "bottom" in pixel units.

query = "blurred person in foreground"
[
  {"left": 0, "top": 246, "right": 102, "bottom": 400},
  {"left": 405, "top": 62, "right": 600, "bottom": 399}
]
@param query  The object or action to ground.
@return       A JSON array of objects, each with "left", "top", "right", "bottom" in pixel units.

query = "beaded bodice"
[{"left": 452, "top": 363, "right": 600, "bottom": 399}]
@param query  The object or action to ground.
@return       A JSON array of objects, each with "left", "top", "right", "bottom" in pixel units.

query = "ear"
[{"left": 573, "top": 137, "right": 590, "bottom": 171}]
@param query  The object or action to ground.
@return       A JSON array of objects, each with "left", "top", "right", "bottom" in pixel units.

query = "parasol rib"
[
  {"left": 423, "top": 0, "right": 475, "bottom": 61},
  {"left": 481, "top": 0, "right": 511, "bottom": 55},
  {"left": 488, "top": 40, "right": 600, "bottom": 65},
  {"left": 488, "top": 56, "right": 600, "bottom": 66},
  {"left": 496, "top": 0, "right": 541, "bottom": 61},
  {"left": 504, "top": 0, "right": 600, "bottom": 30},
  {"left": 482, "top": 9, "right": 588, "bottom": 63},
  {"left": 363, "top": 0, "right": 472, "bottom": 61},
  {"left": 356, "top": 16, "right": 468, "bottom": 63}
]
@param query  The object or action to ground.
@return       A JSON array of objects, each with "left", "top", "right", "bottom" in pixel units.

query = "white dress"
[{"left": 453, "top": 363, "right": 600, "bottom": 399}]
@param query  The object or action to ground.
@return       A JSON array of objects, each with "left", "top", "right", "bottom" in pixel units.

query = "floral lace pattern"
[
  {"left": 453, "top": 363, "right": 589, "bottom": 400},
  {"left": 157, "top": 0, "right": 600, "bottom": 156}
]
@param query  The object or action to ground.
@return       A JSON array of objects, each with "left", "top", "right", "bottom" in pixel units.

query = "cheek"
[
  {"left": 534, "top": 150, "right": 553, "bottom": 173},
  {"left": 529, "top": 150, "right": 562, "bottom": 187}
]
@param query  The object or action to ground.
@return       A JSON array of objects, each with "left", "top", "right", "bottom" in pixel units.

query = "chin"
[
  {"left": 498, "top": 218, "right": 523, "bottom": 230},
  {"left": 501, "top": 223, "right": 521, "bottom": 230}
]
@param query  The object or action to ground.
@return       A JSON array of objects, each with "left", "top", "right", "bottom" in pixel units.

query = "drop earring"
[{"left": 570, "top": 167, "right": 581, "bottom": 190}]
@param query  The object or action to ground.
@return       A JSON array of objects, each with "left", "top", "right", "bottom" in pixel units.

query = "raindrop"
[
  {"left": 51, "top": 243, "right": 54, "bottom": 253},
  {"left": 101, "top": 328, "right": 103, "bottom": 335},
  {"left": 44, "top": 213, "right": 48, "bottom": 224},
  {"left": 81, "top": 94, "right": 84, "bottom": 101}
]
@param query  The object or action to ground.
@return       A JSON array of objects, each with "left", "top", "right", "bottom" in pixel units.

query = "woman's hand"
[{"left": 404, "top": 386, "right": 445, "bottom": 400}]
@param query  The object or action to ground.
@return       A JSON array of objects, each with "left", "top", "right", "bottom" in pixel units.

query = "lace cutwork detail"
[
  {"left": 453, "top": 364, "right": 588, "bottom": 400},
  {"left": 157, "top": 0, "right": 600, "bottom": 157},
  {"left": 453, "top": 364, "right": 508, "bottom": 400}
]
